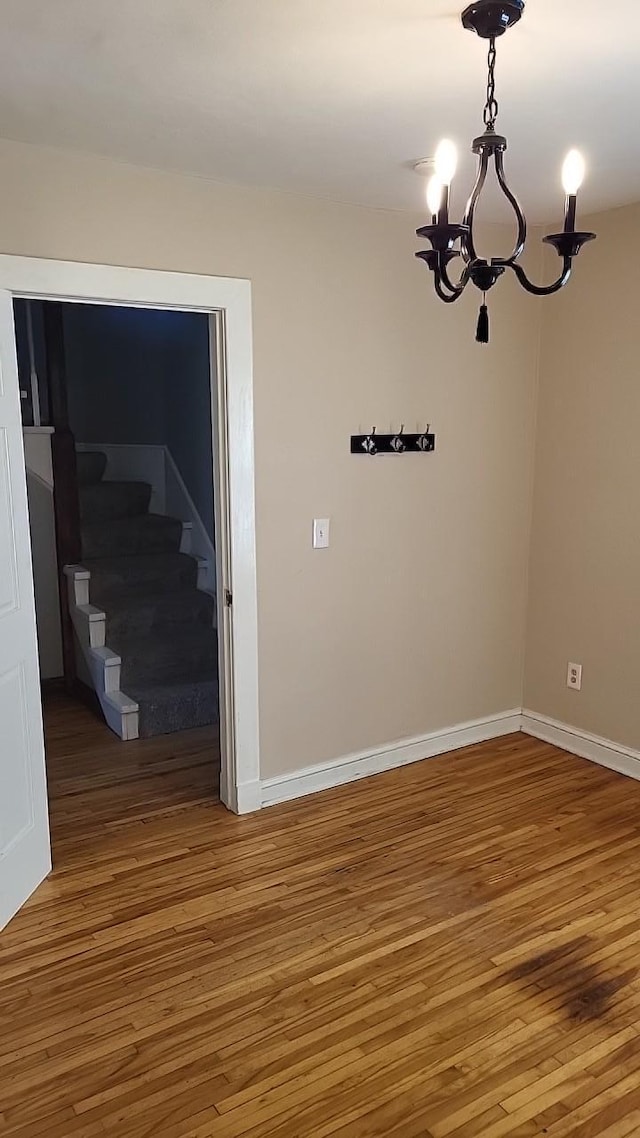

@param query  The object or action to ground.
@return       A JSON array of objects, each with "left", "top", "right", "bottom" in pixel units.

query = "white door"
[{"left": 0, "top": 290, "right": 51, "bottom": 930}]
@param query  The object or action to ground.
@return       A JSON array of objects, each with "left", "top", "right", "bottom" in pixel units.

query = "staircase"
[{"left": 65, "top": 450, "right": 218, "bottom": 739}]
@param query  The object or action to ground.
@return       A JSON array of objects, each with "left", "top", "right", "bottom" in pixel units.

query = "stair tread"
[
  {"left": 113, "top": 625, "right": 218, "bottom": 659},
  {"left": 84, "top": 552, "right": 199, "bottom": 601},
  {"left": 103, "top": 589, "right": 215, "bottom": 637},
  {"left": 76, "top": 450, "right": 107, "bottom": 485},
  {"left": 79, "top": 480, "right": 152, "bottom": 521},
  {"left": 82, "top": 513, "right": 181, "bottom": 533},
  {"left": 81, "top": 513, "right": 184, "bottom": 558},
  {"left": 115, "top": 625, "right": 218, "bottom": 687},
  {"left": 82, "top": 479, "right": 151, "bottom": 490},
  {"left": 127, "top": 677, "right": 218, "bottom": 699},
  {"left": 84, "top": 552, "right": 194, "bottom": 571},
  {"left": 128, "top": 677, "right": 219, "bottom": 737},
  {"left": 104, "top": 588, "right": 214, "bottom": 615}
]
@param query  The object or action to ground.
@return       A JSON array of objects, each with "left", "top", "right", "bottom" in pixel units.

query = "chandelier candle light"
[{"left": 415, "top": 0, "right": 596, "bottom": 343}]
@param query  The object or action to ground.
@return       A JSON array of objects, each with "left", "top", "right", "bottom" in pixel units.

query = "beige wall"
[
  {"left": 525, "top": 202, "right": 640, "bottom": 749},
  {"left": 0, "top": 139, "right": 540, "bottom": 778},
  {"left": 23, "top": 429, "right": 63, "bottom": 681}
]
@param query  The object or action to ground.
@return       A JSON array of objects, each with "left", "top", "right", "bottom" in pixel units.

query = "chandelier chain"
[{"left": 483, "top": 36, "right": 498, "bottom": 130}]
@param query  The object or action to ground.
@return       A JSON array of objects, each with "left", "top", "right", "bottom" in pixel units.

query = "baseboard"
[
  {"left": 521, "top": 709, "right": 640, "bottom": 783},
  {"left": 222, "top": 779, "right": 262, "bottom": 815},
  {"left": 254, "top": 707, "right": 640, "bottom": 813},
  {"left": 261, "top": 709, "right": 523, "bottom": 808},
  {"left": 40, "top": 676, "right": 66, "bottom": 697}
]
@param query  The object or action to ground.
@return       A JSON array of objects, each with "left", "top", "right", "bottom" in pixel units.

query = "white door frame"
[{"left": 0, "top": 255, "right": 261, "bottom": 815}]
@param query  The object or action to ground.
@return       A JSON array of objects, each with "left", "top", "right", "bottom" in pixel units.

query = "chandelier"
[{"left": 415, "top": 0, "right": 596, "bottom": 343}]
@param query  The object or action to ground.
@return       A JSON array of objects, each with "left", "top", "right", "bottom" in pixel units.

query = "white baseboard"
[
  {"left": 261, "top": 709, "right": 523, "bottom": 808},
  {"left": 223, "top": 779, "right": 262, "bottom": 815},
  {"left": 521, "top": 709, "right": 640, "bottom": 783}
]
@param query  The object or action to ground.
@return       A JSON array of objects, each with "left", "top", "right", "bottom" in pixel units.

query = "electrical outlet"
[{"left": 567, "top": 662, "right": 582, "bottom": 691}]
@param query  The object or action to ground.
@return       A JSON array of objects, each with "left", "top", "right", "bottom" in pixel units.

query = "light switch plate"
[{"left": 313, "top": 518, "right": 330, "bottom": 549}]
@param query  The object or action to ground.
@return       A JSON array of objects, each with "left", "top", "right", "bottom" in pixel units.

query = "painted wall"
[
  {"left": 0, "top": 138, "right": 540, "bottom": 780},
  {"left": 525, "top": 202, "right": 640, "bottom": 750},
  {"left": 14, "top": 301, "right": 48, "bottom": 425},
  {"left": 64, "top": 304, "right": 214, "bottom": 540},
  {"left": 164, "top": 312, "right": 214, "bottom": 541},
  {"left": 22, "top": 429, "right": 63, "bottom": 680}
]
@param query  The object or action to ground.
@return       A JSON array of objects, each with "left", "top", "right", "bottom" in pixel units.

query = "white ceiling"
[{"left": 0, "top": 0, "right": 638, "bottom": 223}]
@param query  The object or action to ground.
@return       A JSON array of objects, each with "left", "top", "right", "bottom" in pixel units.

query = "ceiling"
[{"left": 0, "top": 0, "right": 638, "bottom": 223}]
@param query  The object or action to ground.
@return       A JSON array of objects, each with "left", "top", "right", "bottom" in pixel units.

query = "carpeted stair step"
[
  {"left": 76, "top": 451, "right": 107, "bottom": 486},
  {"left": 81, "top": 513, "right": 183, "bottom": 559},
  {"left": 117, "top": 627, "right": 218, "bottom": 688},
  {"left": 129, "top": 678, "right": 219, "bottom": 737},
  {"left": 104, "top": 589, "right": 215, "bottom": 640},
  {"left": 84, "top": 552, "right": 199, "bottom": 602},
  {"left": 79, "top": 480, "right": 152, "bottom": 522}
]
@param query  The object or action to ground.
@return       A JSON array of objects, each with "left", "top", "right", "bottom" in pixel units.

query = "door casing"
[{"left": 2, "top": 255, "right": 261, "bottom": 818}]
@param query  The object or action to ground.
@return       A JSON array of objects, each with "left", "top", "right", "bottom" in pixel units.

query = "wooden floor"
[{"left": 3, "top": 702, "right": 640, "bottom": 1136}]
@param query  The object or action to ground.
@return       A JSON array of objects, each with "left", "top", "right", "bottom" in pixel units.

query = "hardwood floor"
[{"left": 3, "top": 701, "right": 640, "bottom": 1136}]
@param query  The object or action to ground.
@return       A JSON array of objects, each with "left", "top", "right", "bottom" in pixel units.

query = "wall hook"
[
  {"left": 351, "top": 424, "right": 435, "bottom": 455},
  {"left": 416, "top": 425, "right": 434, "bottom": 452}
]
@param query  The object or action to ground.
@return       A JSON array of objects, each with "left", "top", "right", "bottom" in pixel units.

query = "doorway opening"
[
  {"left": 17, "top": 298, "right": 223, "bottom": 826},
  {"left": 0, "top": 258, "right": 259, "bottom": 932}
]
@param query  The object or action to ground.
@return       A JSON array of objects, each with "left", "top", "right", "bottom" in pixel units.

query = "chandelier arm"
[
  {"left": 462, "top": 150, "right": 490, "bottom": 263},
  {"left": 434, "top": 269, "right": 466, "bottom": 304},
  {"left": 492, "top": 150, "right": 526, "bottom": 262},
  {"left": 507, "top": 257, "right": 573, "bottom": 296},
  {"left": 439, "top": 258, "right": 471, "bottom": 296}
]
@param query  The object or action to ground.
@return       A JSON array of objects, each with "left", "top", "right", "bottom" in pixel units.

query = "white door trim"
[{"left": 0, "top": 255, "right": 260, "bottom": 814}]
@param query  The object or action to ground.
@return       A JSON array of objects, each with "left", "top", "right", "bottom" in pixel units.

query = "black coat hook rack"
[{"left": 350, "top": 425, "right": 436, "bottom": 456}]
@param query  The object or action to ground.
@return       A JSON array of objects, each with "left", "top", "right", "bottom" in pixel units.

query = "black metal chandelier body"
[{"left": 415, "top": 0, "right": 596, "bottom": 342}]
